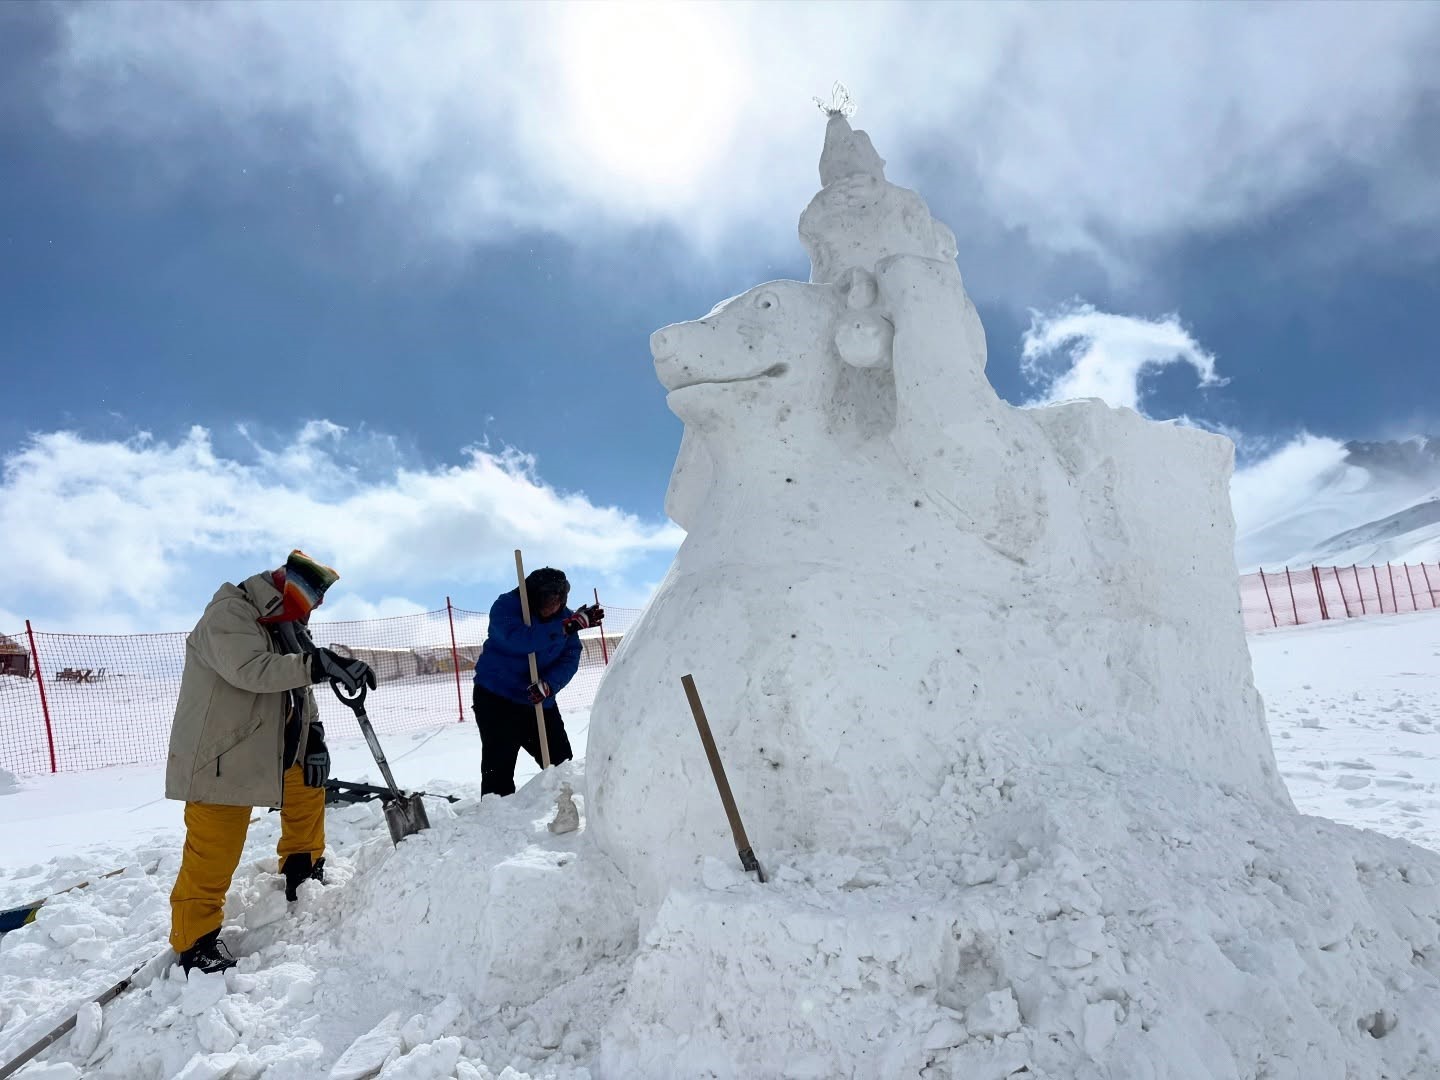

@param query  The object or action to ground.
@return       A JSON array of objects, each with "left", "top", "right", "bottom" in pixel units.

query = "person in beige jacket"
[{"left": 166, "top": 550, "right": 375, "bottom": 975}]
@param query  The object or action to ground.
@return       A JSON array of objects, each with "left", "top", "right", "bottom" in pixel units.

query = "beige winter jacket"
[{"left": 165, "top": 572, "right": 318, "bottom": 807}]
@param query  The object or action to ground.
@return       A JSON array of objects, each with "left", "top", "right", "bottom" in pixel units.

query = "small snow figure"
[
  {"left": 813, "top": 81, "right": 857, "bottom": 118},
  {"left": 549, "top": 782, "right": 580, "bottom": 834}
]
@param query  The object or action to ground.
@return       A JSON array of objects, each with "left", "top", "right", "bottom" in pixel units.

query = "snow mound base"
[{"left": 604, "top": 730, "right": 1440, "bottom": 1079}]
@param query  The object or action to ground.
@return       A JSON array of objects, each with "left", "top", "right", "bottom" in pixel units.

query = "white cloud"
[
  {"left": 1, "top": 424, "right": 682, "bottom": 632},
  {"left": 1020, "top": 303, "right": 1225, "bottom": 413},
  {"left": 1012, "top": 304, "right": 1419, "bottom": 571},
  {"left": 39, "top": 1, "right": 1440, "bottom": 267}
]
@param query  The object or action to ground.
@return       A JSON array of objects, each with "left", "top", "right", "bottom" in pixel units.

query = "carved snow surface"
[{"left": 583, "top": 116, "right": 1440, "bottom": 1078}]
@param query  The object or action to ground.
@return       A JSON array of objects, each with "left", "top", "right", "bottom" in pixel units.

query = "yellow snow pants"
[{"left": 169, "top": 764, "right": 325, "bottom": 953}]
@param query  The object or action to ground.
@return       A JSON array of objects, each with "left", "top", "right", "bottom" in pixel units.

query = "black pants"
[{"left": 473, "top": 684, "right": 573, "bottom": 796}]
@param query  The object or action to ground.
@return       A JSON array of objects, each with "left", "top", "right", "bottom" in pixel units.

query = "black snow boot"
[
  {"left": 178, "top": 929, "right": 236, "bottom": 975},
  {"left": 281, "top": 854, "right": 326, "bottom": 901}
]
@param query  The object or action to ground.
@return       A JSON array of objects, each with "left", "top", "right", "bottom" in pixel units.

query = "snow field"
[{"left": 1, "top": 615, "right": 1439, "bottom": 1077}]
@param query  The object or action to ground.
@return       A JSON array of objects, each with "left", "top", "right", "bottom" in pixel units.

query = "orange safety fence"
[
  {"left": 1241, "top": 562, "right": 1440, "bottom": 632},
  {"left": 0, "top": 600, "right": 638, "bottom": 777}
]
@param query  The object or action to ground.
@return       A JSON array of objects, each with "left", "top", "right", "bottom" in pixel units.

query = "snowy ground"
[{"left": 0, "top": 613, "right": 1437, "bottom": 1078}]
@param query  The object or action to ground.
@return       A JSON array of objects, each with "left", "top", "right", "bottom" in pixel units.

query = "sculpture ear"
[{"left": 833, "top": 267, "right": 894, "bottom": 370}]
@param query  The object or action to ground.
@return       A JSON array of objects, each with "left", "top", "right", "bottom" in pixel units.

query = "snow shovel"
[{"left": 330, "top": 680, "right": 431, "bottom": 845}]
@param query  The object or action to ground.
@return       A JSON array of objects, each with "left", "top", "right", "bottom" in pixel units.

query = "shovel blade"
[{"left": 383, "top": 793, "right": 430, "bottom": 845}]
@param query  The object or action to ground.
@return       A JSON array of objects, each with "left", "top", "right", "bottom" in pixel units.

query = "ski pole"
[
  {"left": 514, "top": 549, "right": 552, "bottom": 769},
  {"left": 680, "top": 674, "right": 766, "bottom": 882},
  {"left": 0, "top": 950, "right": 162, "bottom": 1079}
]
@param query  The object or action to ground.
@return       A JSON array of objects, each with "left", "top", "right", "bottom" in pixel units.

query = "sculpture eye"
[{"left": 754, "top": 291, "right": 779, "bottom": 312}]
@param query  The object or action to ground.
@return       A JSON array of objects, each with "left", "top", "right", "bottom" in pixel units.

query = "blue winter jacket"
[{"left": 473, "top": 589, "right": 582, "bottom": 706}]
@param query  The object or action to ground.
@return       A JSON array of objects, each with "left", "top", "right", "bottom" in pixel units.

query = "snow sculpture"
[
  {"left": 586, "top": 113, "right": 1439, "bottom": 1080},
  {"left": 586, "top": 112, "right": 1286, "bottom": 904}
]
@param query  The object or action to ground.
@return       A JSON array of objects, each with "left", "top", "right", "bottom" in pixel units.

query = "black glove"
[
  {"left": 563, "top": 604, "right": 604, "bottom": 635},
  {"left": 526, "top": 679, "right": 552, "bottom": 705},
  {"left": 310, "top": 647, "right": 377, "bottom": 691},
  {"left": 302, "top": 723, "right": 329, "bottom": 788}
]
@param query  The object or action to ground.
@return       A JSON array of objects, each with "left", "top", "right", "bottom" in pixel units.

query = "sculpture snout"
[{"left": 651, "top": 326, "right": 682, "bottom": 362}]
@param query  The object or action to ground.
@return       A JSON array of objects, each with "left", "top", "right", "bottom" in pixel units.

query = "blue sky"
[{"left": 4, "top": 1, "right": 1440, "bottom": 632}]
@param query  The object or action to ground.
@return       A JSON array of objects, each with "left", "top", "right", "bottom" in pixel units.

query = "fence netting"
[
  {"left": 0, "top": 605, "right": 638, "bottom": 777},
  {"left": 1241, "top": 562, "right": 1440, "bottom": 631},
  {"left": 9, "top": 564, "right": 1439, "bottom": 774}
]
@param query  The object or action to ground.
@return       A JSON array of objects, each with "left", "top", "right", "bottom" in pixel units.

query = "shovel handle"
[
  {"left": 347, "top": 701, "right": 405, "bottom": 800},
  {"left": 514, "top": 549, "right": 553, "bottom": 769},
  {"left": 329, "top": 678, "right": 367, "bottom": 710}
]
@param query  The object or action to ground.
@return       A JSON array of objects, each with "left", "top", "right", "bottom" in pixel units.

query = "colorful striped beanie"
[{"left": 267, "top": 550, "right": 340, "bottom": 623}]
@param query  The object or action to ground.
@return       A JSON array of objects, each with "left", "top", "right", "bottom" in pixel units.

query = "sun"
[{"left": 556, "top": 2, "right": 742, "bottom": 200}]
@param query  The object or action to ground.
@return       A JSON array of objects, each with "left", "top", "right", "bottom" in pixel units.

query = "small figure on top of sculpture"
[{"left": 472, "top": 567, "right": 603, "bottom": 796}]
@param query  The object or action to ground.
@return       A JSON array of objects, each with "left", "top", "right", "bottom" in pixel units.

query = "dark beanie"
[{"left": 525, "top": 567, "right": 569, "bottom": 604}]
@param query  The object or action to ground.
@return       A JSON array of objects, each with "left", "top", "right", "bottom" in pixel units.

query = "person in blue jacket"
[{"left": 473, "top": 567, "right": 604, "bottom": 795}]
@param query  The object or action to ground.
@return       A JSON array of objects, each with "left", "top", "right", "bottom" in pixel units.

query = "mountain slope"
[{"left": 1236, "top": 436, "right": 1440, "bottom": 571}]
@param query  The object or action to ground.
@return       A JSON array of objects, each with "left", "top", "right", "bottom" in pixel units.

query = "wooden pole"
[
  {"left": 681, "top": 674, "right": 765, "bottom": 882},
  {"left": 514, "top": 550, "right": 552, "bottom": 769}
]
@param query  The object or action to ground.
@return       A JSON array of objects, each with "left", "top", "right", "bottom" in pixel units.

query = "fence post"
[
  {"left": 1424, "top": 563, "right": 1438, "bottom": 608},
  {"left": 1259, "top": 569, "right": 1278, "bottom": 628},
  {"left": 25, "top": 620, "right": 58, "bottom": 774},
  {"left": 1333, "top": 566, "right": 1350, "bottom": 617},
  {"left": 1311, "top": 566, "right": 1329, "bottom": 620},
  {"left": 595, "top": 588, "right": 610, "bottom": 665},
  {"left": 1371, "top": 565, "right": 1383, "bottom": 613},
  {"left": 1404, "top": 563, "right": 1418, "bottom": 611},
  {"left": 1386, "top": 563, "right": 1399, "bottom": 612},
  {"left": 1283, "top": 567, "right": 1300, "bottom": 624},
  {"left": 446, "top": 597, "right": 465, "bottom": 725},
  {"left": 1353, "top": 565, "right": 1366, "bottom": 614}
]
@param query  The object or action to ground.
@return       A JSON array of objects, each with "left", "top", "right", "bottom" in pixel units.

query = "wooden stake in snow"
[
  {"left": 514, "top": 549, "right": 552, "bottom": 769},
  {"left": 681, "top": 674, "right": 767, "bottom": 882}
]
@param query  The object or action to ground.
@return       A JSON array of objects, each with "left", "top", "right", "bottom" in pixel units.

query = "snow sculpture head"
[
  {"left": 586, "top": 112, "right": 1286, "bottom": 908},
  {"left": 653, "top": 269, "right": 901, "bottom": 531}
]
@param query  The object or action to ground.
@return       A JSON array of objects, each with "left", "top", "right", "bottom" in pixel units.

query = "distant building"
[{"left": 0, "top": 633, "right": 30, "bottom": 678}]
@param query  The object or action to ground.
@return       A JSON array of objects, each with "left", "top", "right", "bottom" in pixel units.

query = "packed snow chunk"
[
  {"left": 399, "top": 995, "right": 463, "bottom": 1051},
  {"left": 173, "top": 1051, "right": 244, "bottom": 1080},
  {"left": 376, "top": 1035, "right": 462, "bottom": 1079},
  {"left": 15, "top": 1064, "right": 82, "bottom": 1080},
  {"left": 0, "top": 766, "right": 20, "bottom": 795},
  {"left": 179, "top": 969, "right": 230, "bottom": 1016},
  {"left": 196, "top": 1007, "right": 239, "bottom": 1053},
  {"left": 965, "top": 988, "right": 1020, "bottom": 1038},
  {"left": 330, "top": 1009, "right": 403, "bottom": 1080},
  {"left": 72, "top": 999, "right": 104, "bottom": 1057},
  {"left": 242, "top": 885, "right": 289, "bottom": 931}
]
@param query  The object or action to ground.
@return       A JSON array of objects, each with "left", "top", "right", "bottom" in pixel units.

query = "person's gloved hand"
[
  {"left": 563, "top": 604, "right": 605, "bottom": 635},
  {"left": 302, "top": 723, "right": 330, "bottom": 788},
  {"left": 526, "top": 679, "right": 552, "bottom": 705},
  {"left": 310, "top": 648, "right": 377, "bottom": 692}
]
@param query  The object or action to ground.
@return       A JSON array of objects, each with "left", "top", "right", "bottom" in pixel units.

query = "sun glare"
[{"left": 558, "top": 3, "right": 742, "bottom": 202}]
